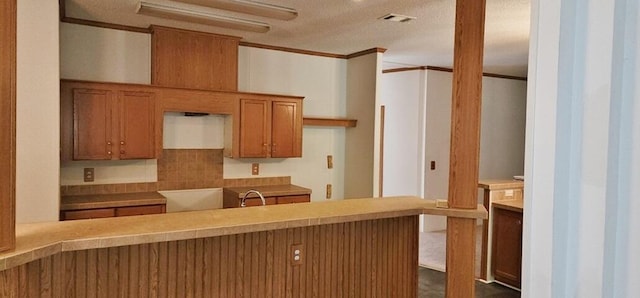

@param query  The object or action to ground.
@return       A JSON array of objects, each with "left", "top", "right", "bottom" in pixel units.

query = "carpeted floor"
[{"left": 418, "top": 225, "right": 483, "bottom": 277}]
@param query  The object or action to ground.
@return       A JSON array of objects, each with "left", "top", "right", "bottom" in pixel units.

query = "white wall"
[
  {"left": 381, "top": 69, "right": 527, "bottom": 232},
  {"left": 58, "top": 24, "right": 349, "bottom": 202},
  {"left": 523, "top": 0, "right": 640, "bottom": 296},
  {"left": 15, "top": 0, "right": 60, "bottom": 223},
  {"left": 380, "top": 70, "right": 426, "bottom": 197},
  {"left": 344, "top": 53, "right": 381, "bottom": 198},
  {"left": 60, "top": 23, "right": 151, "bottom": 84}
]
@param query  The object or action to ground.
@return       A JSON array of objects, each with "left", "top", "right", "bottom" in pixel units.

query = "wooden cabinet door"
[
  {"left": 115, "top": 204, "right": 165, "bottom": 216},
  {"left": 240, "top": 99, "right": 269, "bottom": 157},
  {"left": 271, "top": 100, "right": 302, "bottom": 158},
  {"left": 118, "top": 91, "right": 155, "bottom": 159},
  {"left": 73, "top": 89, "right": 114, "bottom": 160},
  {"left": 276, "top": 195, "right": 310, "bottom": 204},
  {"left": 492, "top": 208, "right": 523, "bottom": 288},
  {"left": 62, "top": 208, "right": 116, "bottom": 220}
]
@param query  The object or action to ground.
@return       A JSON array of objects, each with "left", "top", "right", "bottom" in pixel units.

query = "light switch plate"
[
  {"left": 327, "top": 155, "right": 333, "bottom": 169},
  {"left": 252, "top": 163, "right": 259, "bottom": 175},
  {"left": 84, "top": 168, "right": 94, "bottom": 182},
  {"left": 326, "top": 184, "right": 332, "bottom": 199}
]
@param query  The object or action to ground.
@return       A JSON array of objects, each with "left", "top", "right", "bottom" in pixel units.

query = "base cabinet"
[
  {"left": 61, "top": 204, "right": 166, "bottom": 221},
  {"left": 223, "top": 193, "right": 310, "bottom": 208},
  {"left": 491, "top": 207, "right": 523, "bottom": 288}
]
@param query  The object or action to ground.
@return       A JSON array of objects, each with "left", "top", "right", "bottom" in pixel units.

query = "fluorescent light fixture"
[
  {"left": 174, "top": 0, "right": 298, "bottom": 20},
  {"left": 379, "top": 13, "right": 416, "bottom": 23},
  {"left": 137, "top": 1, "right": 271, "bottom": 33}
]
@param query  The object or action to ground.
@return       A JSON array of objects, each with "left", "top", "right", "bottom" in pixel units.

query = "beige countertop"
[
  {"left": 492, "top": 200, "right": 524, "bottom": 213},
  {"left": 60, "top": 192, "right": 167, "bottom": 211},
  {"left": 478, "top": 179, "right": 524, "bottom": 190},
  {"left": 223, "top": 184, "right": 312, "bottom": 198},
  {"left": 0, "top": 196, "right": 486, "bottom": 271}
]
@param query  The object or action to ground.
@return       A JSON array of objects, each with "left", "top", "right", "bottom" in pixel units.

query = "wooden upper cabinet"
[
  {"left": 62, "top": 81, "right": 156, "bottom": 161},
  {"left": 240, "top": 99, "right": 269, "bottom": 157},
  {"left": 271, "top": 100, "right": 302, "bottom": 158},
  {"left": 118, "top": 91, "right": 155, "bottom": 159},
  {"left": 73, "top": 89, "right": 113, "bottom": 160},
  {"left": 151, "top": 26, "right": 240, "bottom": 91},
  {"left": 239, "top": 97, "right": 302, "bottom": 158}
]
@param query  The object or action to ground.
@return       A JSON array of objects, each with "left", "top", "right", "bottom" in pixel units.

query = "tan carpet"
[{"left": 418, "top": 225, "right": 482, "bottom": 277}]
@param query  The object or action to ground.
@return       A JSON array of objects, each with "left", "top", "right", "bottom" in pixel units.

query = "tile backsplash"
[{"left": 157, "top": 149, "right": 224, "bottom": 190}]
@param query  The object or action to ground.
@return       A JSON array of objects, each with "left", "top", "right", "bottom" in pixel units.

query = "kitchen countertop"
[
  {"left": 478, "top": 179, "right": 524, "bottom": 190},
  {"left": 223, "top": 184, "right": 311, "bottom": 198},
  {"left": 60, "top": 192, "right": 167, "bottom": 211},
  {"left": 0, "top": 196, "right": 486, "bottom": 271},
  {"left": 492, "top": 200, "right": 524, "bottom": 213}
]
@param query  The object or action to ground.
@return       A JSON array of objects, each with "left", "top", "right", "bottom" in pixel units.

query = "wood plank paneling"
[
  {"left": 0, "top": 216, "right": 419, "bottom": 297},
  {"left": 0, "top": 0, "right": 16, "bottom": 254}
]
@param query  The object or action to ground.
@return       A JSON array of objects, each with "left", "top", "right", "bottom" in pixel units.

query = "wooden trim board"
[
  {"left": 302, "top": 117, "right": 357, "bottom": 127},
  {"left": 383, "top": 66, "right": 527, "bottom": 81},
  {"left": 0, "top": 0, "right": 16, "bottom": 253}
]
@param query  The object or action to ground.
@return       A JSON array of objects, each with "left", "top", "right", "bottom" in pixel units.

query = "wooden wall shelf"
[{"left": 303, "top": 117, "right": 357, "bottom": 128}]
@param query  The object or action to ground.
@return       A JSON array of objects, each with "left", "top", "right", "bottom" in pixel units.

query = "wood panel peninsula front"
[{"left": 0, "top": 197, "right": 486, "bottom": 297}]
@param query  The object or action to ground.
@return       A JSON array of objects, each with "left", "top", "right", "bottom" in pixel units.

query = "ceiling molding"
[
  {"left": 346, "top": 48, "right": 388, "bottom": 59},
  {"left": 239, "top": 41, "right": 346, "bottom": 59},
  {"left": 383, "top": 66, "right": 527, "bottom": 81}
]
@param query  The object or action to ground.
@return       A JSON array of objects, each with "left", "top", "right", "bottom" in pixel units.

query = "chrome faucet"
[{"left": 241, "top": 190, "right": 266, "bottom": 207}]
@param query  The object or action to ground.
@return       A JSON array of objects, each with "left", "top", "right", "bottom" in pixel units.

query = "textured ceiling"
[{"left": 64, "top": 0, "right": 530, "bottom": 76}]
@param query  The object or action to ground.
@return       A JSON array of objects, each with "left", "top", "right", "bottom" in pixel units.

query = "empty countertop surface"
[{"left": 1, "top": 196, "right": 486, "bottom": 270}]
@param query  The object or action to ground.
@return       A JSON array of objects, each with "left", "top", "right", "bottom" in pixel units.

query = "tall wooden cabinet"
[
  {"left": 239, "top": 97, "right": 302, "bottom": 158},
  {"left": 151, "top": 26, "right": 240, "bottom": 91},
  {"left": 492, "top": 207, "right": 523, "bottom": 288},
  {"left": 62, "top": 81, "right": 156, "bottom": 161},
  {"left": 0, "top": 0, "right": 16, "bottom": 253}
]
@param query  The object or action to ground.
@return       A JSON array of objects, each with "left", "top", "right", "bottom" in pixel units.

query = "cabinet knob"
[
  {"left": 120, "top": 141, "right": 125, "bottom": 145},
  {"left": 107, "top": 141, "right": 112, "bottom": 145},
  {"left": 107, "top": 151, "right": 112, "bottom": 155}
]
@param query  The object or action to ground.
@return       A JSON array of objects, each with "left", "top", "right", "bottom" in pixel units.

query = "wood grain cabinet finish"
[
  {"left": 0, "top": 0, "right": 16, "bottom": 253},
  {"left": 239, "top": 97, "right": 302, "bottom": 158},
  {"left": 223, "top": 193, "right": 309, "bottom": 208},
  {"left": 491, "top": 207, "right": 523, "bottom": 288},
  {"left": 63, "top": 82, "right": 156, "bottom": 161},
  {"left": 151, "top": 26, "right": 240, "bottom": 91},
  {"left": 60, "top": 204, "right": 166, "bottom": 221}
]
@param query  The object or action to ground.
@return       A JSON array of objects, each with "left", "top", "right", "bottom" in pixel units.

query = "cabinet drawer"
[
  {"left": 277, "top": 195, "right": 310, "bottom": 204},
  {"left": 116, "top": 204, "right": 165, "bottom": 216},
  {"left": 243, "top": 197, "right": 277, "bottom": 207},
  {"left": 62, "top": 208, "right": 115, "bottom": 220}
]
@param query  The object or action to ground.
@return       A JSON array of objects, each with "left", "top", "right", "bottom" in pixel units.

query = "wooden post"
[
  {"left": 0, "top": 0, "right": 17, "bottom": 252},
  {"left": 445, "top": 0, "right": 486, "bottom": 296}
]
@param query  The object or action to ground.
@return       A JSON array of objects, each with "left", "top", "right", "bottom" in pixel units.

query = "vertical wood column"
[
  {"left": 446, "top": 0, "right": 486, "bottom": 296},
  {"left": 0, "top": 0, "right": 17, "bottom": 253}
]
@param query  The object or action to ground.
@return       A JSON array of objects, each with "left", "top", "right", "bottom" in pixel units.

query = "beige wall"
[
  {"left": 15, "top": 0, "right": 60, "bottom": 223},
  {"left": 344, "top": 53, "right": 381, "bottom": 199}
]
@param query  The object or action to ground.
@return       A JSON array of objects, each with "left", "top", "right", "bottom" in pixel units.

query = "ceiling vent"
[{"left": 379, "top": 13, "right": 416, "bottom": 23}]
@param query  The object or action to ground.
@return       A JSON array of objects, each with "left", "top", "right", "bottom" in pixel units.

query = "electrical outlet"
[
  {"left": 84, "top": 168, "right": 94, "bottom": 182},
  {"left": 430, "top": 161, "right": 436, "bottom": 170},
  {"left": 327, "top": 155, "right": 333, "bottom": 169},
  {"left": 291, "top": 244, "right": 303, "bottom": 265},
  {"left": 326, "top": 184, "right": 332, "bottom": 199},
  {"left": 252, "top": 163, "right": 259, "bottom": 175}
]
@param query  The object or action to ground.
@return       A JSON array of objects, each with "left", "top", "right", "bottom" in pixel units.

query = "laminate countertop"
[
  {"left": 478, "top": 179, "right": 524, "bottom": 190},
  {"left": 60, "top": 192, "right": 167, "bottom": 211},
  {"left": 223, "top": 184, "right": 311, "bottom": 198},
  {"left": 492, "top": 200, "right": 524, "bottom": 213},
  {"left": 0, "top": 196, "right": 487, "bottom": 271}
]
